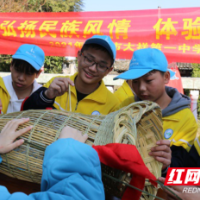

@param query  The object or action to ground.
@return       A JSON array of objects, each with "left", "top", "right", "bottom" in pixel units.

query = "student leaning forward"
[
  {"left": 114, "top": 80, "right": 134, "bottom": 103},
  {"left": 0, "top": 44, "right": 44, "bottom": 114},
  {"left": 114, "top": 48, "right": 198, "bottom": 175},
  {"left": 22, "top": 35, "right": 120, "bottom": 115}
]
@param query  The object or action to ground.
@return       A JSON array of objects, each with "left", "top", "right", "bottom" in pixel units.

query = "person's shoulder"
[
  {"left": 100, "top": 86, "right": 121, "bottom": 113},
  {"left": 163, "top": 108, "right": 198, "bottom": 133},
  {"left": 120, "top": 96, "right": 135, "bottom": 107},
  {"left": 113, "top": 96, "right": 135, "bottom": 111},
  {"left": 0, "top": 76, "right": 9, "bottom": 92},
  {"left": 114, "top": 83, "right": 125, "bottom": 94},
  {"left": 106, "top": 87, "right": 120, "bottom": 104},
  {"left": 0, "top": 76, "right": 4, "bottom": 86},
  {"left": 113, "top": 86, "right": 122, "bottom": 99},
  {"left": 164, "top": 108, "right": 195, "bottom": 120},
  {"left": 114, "top": 85, "right": 129, "bottom": 103}
]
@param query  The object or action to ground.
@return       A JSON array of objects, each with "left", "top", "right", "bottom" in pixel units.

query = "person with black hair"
[
  {"left": 115, "top": 48, "right": 198, "bottom": 176},
  {"left": 0, "top": 44, "right": 44, "bottom": 114},
  {"left": 22, "top": 35, "right": 120, "bottom": 115}
]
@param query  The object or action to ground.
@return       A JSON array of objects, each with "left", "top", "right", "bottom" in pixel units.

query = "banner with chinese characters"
[{"left": 0, "top": 7, "right": 200, "bottom": 63}]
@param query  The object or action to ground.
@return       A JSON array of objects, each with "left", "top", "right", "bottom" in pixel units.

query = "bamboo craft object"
[{"left": 0, "top": 101, "right": 163, "bottom": 199}]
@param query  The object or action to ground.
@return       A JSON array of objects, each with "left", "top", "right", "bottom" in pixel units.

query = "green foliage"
[
  {"left": 184, "top": 89, "right": 190, "bottom": 97},
  {"left": 0, "top": 54, "right": 64, "bottom": 74},
  {"left": 44, "top": 56, "right": 64, "bottom": 73},
  {"left": 27, "top": 0, "right": 80, "bottom": 12},
  {"left": 0, "top": 0, "right": 83, "bottom": 12},
  {"left": 0, "top": 55, "right": 12, "bottom": 72},
  {"left": 0, "top": 0, "right": 83, "bottom": 73},
  {"left": 192, "top": 63, "right": 200, "bottom": 77},
  {"left": 71, "top": 0, "right": 84, "bottom": 11}
]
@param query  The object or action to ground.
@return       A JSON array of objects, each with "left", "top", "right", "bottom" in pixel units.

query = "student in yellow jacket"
[
  {"left": 0, "top": 44, "right": 44, "bottom": 114},
  {"left": 114, "top": 80, "right": 134, "bottom": 103},
  {"left": 174, "top": 136, "right": 200, "bottom": 167},
  {"left": 22, "top": 35, "right": 120, "bottom": 115},
  {"left": 158, "top": 136, "right": 200, "bottom": 200},
  {"left": 114, "top": 48, "right": 198, "bottom": 174}
]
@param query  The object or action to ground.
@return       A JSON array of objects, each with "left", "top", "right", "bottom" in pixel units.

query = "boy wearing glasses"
[
  {"left": 0, "top": 44, "right": 44, "bottom": 114},
  {"left": 22, "top": 35, "right": 120, "bottom": 115}
]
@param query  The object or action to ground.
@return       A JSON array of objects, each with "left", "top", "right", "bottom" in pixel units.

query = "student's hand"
[
  {"left": 159, "top": 177, "right": 194, "bottom": 200},
  {"left": 59, "top": 126, "right": 88, "bottom": 143},
  {"left": 45, "top": 77, "right": 74, "bottom": 99},
  {"left": 0, "top": 118, "right": 32, "bottom": 154},
  {"left": 149, "top": 140, "right": 171, "bottom": 170}
]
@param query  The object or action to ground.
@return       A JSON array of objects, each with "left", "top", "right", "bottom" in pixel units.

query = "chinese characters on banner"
[{"left": 0, "top": 7, "right": 199, "bottom": 63}]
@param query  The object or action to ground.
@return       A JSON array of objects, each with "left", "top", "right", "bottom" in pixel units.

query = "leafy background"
[{"left": 0, "top": 0, "right": 83, "bottom": 73}]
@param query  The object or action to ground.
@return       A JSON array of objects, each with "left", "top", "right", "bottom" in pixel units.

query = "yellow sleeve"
[
  {"left": 114, "top": 81, "right": 133, "bottom": 103},
  {"left": 109, "top": 98, "right": 121, "bottom": 113},
  {"left": 114, "top": 96, "right": 135, "bottom": 111},
  {"left": 113, "top": 87, "right": 124, "bottom": 102}
]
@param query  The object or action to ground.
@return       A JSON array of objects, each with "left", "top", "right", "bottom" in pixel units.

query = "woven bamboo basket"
[{"left": 0, "top": 101, "right": 163, "bottom": 199}]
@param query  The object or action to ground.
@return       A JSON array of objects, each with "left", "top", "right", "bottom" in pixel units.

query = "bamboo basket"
[{"left": 0, "top": 101, "right": 163, "bottom": 199}]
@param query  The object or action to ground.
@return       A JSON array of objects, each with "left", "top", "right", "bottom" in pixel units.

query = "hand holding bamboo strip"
[{"left": 0, "top": 101, "right": 163, "bottom": 199}]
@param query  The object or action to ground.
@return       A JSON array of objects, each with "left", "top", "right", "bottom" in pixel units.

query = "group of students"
[{"left": 0, "top": 34, "right": 199, "bottom": 200}]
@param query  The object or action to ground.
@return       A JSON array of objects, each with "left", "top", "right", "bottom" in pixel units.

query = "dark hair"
[
  {"left": 12, "top": 59, "right": 39, "bottom": 75},
  {"left": 147, "top": 70, "right": 165, "bottom": 76},
  {"left": 81, "top": 43, "right": 114, "bottom": 66}
]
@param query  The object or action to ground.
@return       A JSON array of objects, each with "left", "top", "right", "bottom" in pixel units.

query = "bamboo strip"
[{"left": 0, "top": 101, "right": 163, "bottom": 199}]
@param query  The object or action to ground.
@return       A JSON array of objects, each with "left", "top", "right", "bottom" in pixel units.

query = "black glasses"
[{"left": 81, "top": 52, "right": 110, "bottom": 73}]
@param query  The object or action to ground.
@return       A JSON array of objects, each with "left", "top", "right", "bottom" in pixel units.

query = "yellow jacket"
[
  {"left": 0, "top": 77, "right": 10, "bottom": 114},
  {"left": 44, "top": 73, "right": 120, "bottom": 115},
  {"left": 114, "top": 81, "right": 134, "bottom": 103},
  {"left": 118, "top": 96, "right": 198, "bottom": 151},
  {"left": 162, "top": 109, "right": 197, "bottom": 151}
]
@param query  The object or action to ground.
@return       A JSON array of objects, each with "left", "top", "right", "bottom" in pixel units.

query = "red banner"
[{"left": 0, "top": 8, "right": 200, "bottom": 63}]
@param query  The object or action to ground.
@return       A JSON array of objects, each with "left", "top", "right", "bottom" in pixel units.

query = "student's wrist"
[
  {"left": 44, "top": 89, "right": 55, "bottom": 100},
  {"left": 40, "top": 90, "right": 55, "bottom": 104}
]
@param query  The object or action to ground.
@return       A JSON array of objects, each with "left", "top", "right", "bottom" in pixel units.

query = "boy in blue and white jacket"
[{"left": 0, "top": 118, "right": 105, "bottom": 200}]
